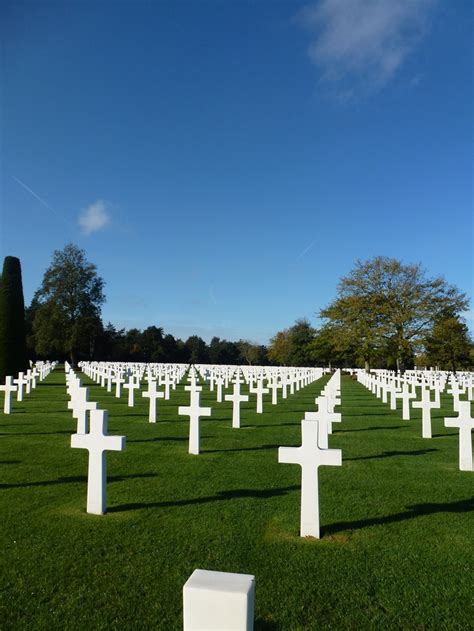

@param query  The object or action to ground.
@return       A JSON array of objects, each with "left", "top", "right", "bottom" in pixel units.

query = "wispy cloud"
[
  {"left": 298, "top": 0, "right": 435, "bottom": 96},
  {"left": 78, "top": 200, "right": 111, "bottom": 235},
  {"left": 296, "top": 239, "right": 317, "bottom": 262},
  {"left": 11, "top": 175, "right": 69, "bottom": 224}
]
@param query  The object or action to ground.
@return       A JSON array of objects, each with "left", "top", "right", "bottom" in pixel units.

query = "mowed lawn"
[{"left": 1, "top": 368, "right": 472, "bottom": 630}]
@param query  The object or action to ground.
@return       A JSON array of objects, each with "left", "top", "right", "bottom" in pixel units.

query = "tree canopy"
[
  {"left": 425, "top": 314, "right": 472, "bottom": 373},
  {"left": 32, "top": 244, "right": 105, "bottom": 366},
  {"left": 320, "top": 256, "right": 469, "bottom": 370}
]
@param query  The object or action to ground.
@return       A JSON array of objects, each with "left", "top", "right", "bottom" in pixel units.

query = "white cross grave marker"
[
  {"left": 249, "top": 379, "right": 269, "bottom": 414},
  {"left": 124, "top": 374, "right": 140, "bottom": 407},
  {"left": 142, "top": 380, "right": 165, "bottom": 423},
  {"left": 278, "top": 420, "right": 342, "bottom": 538},
  {"left": 215, "top": 374, "right": 225, "bottom": 403},
  {"left": 412, "top": 387, "right": 440, "bottom": 439},
  {"left": 68, "top": 387, "right": 98, "bottom": 434},
  {"left": 0, "top": 377, "right": 18, "bottom": 414},
  {"left": 114, "top": 371, "right": 125, "bottom": 398},
  {"left": 396, "top": 383, "right": 415, "bottom": 420},
  {"left": 179, "top": 386, "right": 212, "bottom": 455},
  {"left": 444, "top": 401, "right": 474, "bottom": 471},
  {"left": 14, "top": 372, "right": 28, "bottom": 402},
  {"left": 71, "top": 409, "right": 126, "bottom": 515},
  {"left": 225, "top": 380, "right": 249, "bottom": 429},
  {"left": 267, "top": 378, "right": 280, "bottom": 405}
]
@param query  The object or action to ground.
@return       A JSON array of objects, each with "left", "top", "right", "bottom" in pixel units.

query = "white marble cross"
[
  {"left": 444, "top": 401, "right": 474, "bottom": 471},
  {"left": 396, "top": 384, "right": 415, "bottom": 420},
  {"left": 278, "top": 420, "right": 342, "bottom": 538},
  {"left": 114, "top": 372, "right": 125, "bottom": 398},
  {"left": 412, "top": 387, "right": 440, "bottom": 438},
  {"left": 225, "top": 381, "right": 249, "bottom": 429},
  {"left": 30, "top": 368, "right": 39, "bottom": 389},
  {"left": 0, "top": 376, "right": 18, "bottom": 414},
  {"left": 316, "top": 395, "right": 341, "bottom": 435},
  {"left": 124, "top": 375, "right": 140, "bottom": 407},
  {"left": 215, "top": 375, "right": 225, "bottom": 403},
  {"left": 25, "top": 369, "right": 32, "bottom": 394},
  {"left": 71, "top": 409, "right": 126, "bottom": 515},
  {"left": 304, "top": 396, "right": 337, "bottom": 448},
  {"left": 142, "top": 380, "right": 165, "bottom": 423},
  {"left": 389, "top": 383, "right": 401, "bottom": 410},
  {"left": 267, "top": 378, "right": 280, "bottom": 405},
  {"left": 14, "top": 372, "right": 28, "bottom": 402},
  {"left": 106, "top": 371, "right": 114, "bottom": 393},
  {"left": 249, "top": 379, "right": 269, "bottom": 414},
  {"left": 179, "top": 387, "right": 211, "bottom": 455},
  {"left": 68, "top": 387, "right": 98, "bottom": 434},
  {"left": 161, "top": 372, "right": 173, "bottom": 400}
]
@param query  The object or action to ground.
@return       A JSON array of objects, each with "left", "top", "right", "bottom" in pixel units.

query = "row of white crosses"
[
  {"left": 355, "top": 368, "right": 474, "bottom": 472},
  {"left": 279, "top": 370, "right": 343, "bottom": 539},
  {"left": 79, "top": 361, "right": 187, "bottom": 423},
  {"left": 66, "top": 363, "right": 126, "bottom": 514},
  {"left": 197, "top": 364, "right": 324, "bottom": 411},
  {"left": 0, "top": 361, "right": 57, "bottom": 414},
  {"left": 177, "top": 365, "right": 324, "bottom": 455},
  {"left": 79, "top": 362, "right": 324, "bottom": 448},
  {"left": 357, "top": 369, "right": 441, "bottom": 436}
]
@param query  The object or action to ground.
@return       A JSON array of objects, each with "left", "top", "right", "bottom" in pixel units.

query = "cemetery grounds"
[{"left": 1, "top": 367, "right": 473, "bottom": 629}]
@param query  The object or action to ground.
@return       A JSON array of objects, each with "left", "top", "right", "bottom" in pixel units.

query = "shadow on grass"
[
  {"left": 205, "top": 444, "right": 280, "bottom": 454},
  {"left": 337, "top": 425, "right": 406, "bottom": 433},
  {"left": 343, "top": 411, "right": 395, "bottom": 417},
  {"left": 0, "top": 460, "right": 21, "bottom": 465},
  {"left": 245, "top": 422, "right": 300, "bottom": 429},
  {"left": 0, "top": 430, "right": 72, "bottom": 436},
  {"left": 129, "top": 437, "right": 188, "bottom": 443},
  {"left": 324, "top": 497, "right": 474, "bottom": 535},
  {"left": 255, "top": 619, "right": 279, "bottom": 630},
  {"left": 0, "top": 423, "right": 34, "bottom": 427},
  {"left": 0, "top": 472, "right": 158, "bottom": 489},
  {"left": 345, "top": 448, "right": 438, "bottom": 462},
  {"left": 108, "top": 485, "right": 300, "bottom": 513}
]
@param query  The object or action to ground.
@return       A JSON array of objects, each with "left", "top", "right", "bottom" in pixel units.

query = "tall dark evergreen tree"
[{"left": 0, "top": 256, "right": 28, "bottom": 384}]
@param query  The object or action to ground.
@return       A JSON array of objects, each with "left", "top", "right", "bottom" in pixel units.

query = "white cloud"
[
  {"left": 78, "top": 200, "right": 110, "bottom": 235},
  {"left": 299, "top": 0, "right": 435, "bottom": 95}
]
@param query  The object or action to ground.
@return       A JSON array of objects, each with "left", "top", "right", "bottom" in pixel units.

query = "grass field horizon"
[{"left": 1, "top": 367, "right": 473, "bottom": 629}]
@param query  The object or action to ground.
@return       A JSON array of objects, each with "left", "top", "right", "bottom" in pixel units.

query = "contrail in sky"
[
  {"left": 295, "top": 239, "right": 317, "bottom": 262},
  {"left": 11, "top": 175, "right": 70, "bottom": 224}
]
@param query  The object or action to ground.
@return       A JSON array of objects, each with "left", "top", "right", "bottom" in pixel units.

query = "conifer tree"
[{"left": 0, "top": 256, "right": 28, "bottom": 384}]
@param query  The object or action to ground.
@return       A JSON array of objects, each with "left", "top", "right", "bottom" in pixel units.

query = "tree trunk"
[{"left": 364, "top": 359, "right": 370, "bottom": 372}]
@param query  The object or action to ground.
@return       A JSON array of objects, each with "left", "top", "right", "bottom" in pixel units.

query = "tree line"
[
  {"left": 0, "top": 244, "right": 472, "bottom": 383},
  {"left": 268, "top": 258, "right": 472, "bottom": 372}
]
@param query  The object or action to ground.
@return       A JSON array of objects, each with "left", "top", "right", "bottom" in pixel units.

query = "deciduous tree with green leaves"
[
  {"left": 32, "top": 244, "right": 105, "bottom": 366},
  {"left": 268, "top": 329, "right": 293, "bottom": 366},
  {"left": 320, "top": 257, "right": 468, "bottom": 371},
  {"left": 425, "top": 314, "right": 472, "bottom": 373}
]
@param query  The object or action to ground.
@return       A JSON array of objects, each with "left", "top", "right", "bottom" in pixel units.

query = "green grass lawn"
[{"left": 1, "top": 367, "right": 473, "bottom": 630}]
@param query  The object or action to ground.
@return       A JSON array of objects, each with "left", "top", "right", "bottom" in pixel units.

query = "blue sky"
[{"left": 2, "top": 0, "right": 472, "bottom": 343}]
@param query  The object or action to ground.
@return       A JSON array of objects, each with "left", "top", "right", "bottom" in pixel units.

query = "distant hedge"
[{"left": 0, "top": 256, "right": 28, "bottom": 384}]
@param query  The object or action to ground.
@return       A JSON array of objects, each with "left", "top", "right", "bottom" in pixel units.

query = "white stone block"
[{"left": 183, "top": 569, "right": 255, "bottom": 631}]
